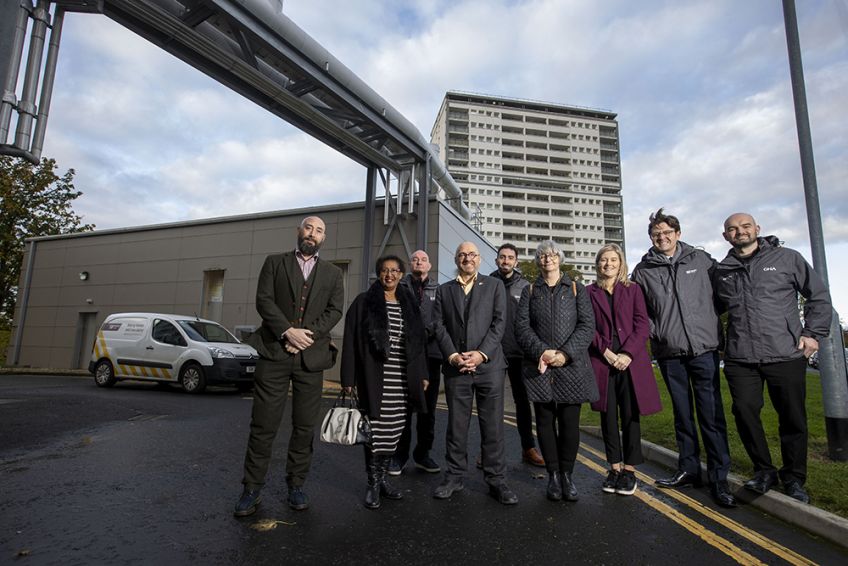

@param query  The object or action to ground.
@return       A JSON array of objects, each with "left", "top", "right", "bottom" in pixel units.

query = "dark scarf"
[{"left": 363, "top": 279, "right": 426, "bottom": 359}]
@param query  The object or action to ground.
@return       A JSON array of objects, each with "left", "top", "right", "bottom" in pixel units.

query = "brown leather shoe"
[{"left": 522, "top": 447, "right": 545, "bottom": 467}]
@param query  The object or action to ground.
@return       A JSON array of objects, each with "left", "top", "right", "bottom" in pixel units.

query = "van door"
[{"left": 141, "top": 319, "right": 187, "bottom": 381}]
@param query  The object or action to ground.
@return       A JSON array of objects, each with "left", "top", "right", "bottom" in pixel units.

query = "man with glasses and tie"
[
  {"left": 631, "top": 209, "right": 736, "bottom": 508},
  {"left": 431, "top": 242, "right": 517, "bottom": 504}
]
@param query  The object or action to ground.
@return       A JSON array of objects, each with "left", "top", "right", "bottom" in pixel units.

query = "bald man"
[
  {"left": 714, "top": 213, "right": 832, "bottom": 504},
  {"left": 235, "top": 216, "right": 344, "bottom": 516},
  {"left": 431, "top": 242, "right": 517, "bottom": 504}
]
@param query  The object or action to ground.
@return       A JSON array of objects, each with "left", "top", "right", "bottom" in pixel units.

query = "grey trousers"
[{"left": 443, "top": 369, "right": 506, "bottom": 486}]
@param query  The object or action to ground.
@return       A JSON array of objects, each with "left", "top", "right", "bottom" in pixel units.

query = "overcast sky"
[{"left": 36, "top": 0, "right": 848, "bottom": 318}]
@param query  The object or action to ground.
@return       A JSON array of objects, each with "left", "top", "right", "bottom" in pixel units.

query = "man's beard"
[{"left": 298, "top": 235, "right": 321, "bottom": 255}]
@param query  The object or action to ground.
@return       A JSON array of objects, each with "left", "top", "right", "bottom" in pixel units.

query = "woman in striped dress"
[{"left": 341, "top": 255, "right": 429, "bottom": 509}]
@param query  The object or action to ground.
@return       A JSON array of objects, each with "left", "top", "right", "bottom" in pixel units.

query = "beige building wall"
[{"left": 8, "top": 199, "right": 495, "bottom": 375}]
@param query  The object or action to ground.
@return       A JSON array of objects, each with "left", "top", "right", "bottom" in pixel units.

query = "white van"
[{"left": 88, "top": 313, "right": 259, "bottom": 393}]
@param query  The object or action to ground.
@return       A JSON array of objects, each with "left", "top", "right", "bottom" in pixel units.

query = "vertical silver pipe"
[
  {"left": 782, "top": 0, "right": 848, "bottom": 460},
  {"left": 417, "top": 154, "right": 430, "bottom": 251},
  {"left": 361, "top": 167, "right": 377, "bottom": 292},
  {"left": 0, "top": 1, "right": 32, "bottom": 144},
  {"left": 13, "top": 0, "right": 50, "bottom": 152},
  {"left": 11, "top": 239, "right": 37, "bottom": 366},
  {"left": 30, "top": 6, "right": 63, "bottom": 161}
]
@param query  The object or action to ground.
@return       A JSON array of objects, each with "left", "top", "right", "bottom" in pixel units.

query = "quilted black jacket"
[{"left": 515, "top": 275, "right": 598, "bottom": 404}]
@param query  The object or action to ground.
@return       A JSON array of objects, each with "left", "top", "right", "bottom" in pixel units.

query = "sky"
[{"left": 29, "top": 0, "right": 848, "bottom": 319}]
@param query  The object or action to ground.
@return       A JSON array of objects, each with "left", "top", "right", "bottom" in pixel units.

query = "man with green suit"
[{"left": 234, "top": 216, "right": 344, "bottom": 516}]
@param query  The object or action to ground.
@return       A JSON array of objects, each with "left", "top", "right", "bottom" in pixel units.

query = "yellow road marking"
[
  {"left": 578, "top": 453, "right": 767, "bottom": 565},
  {"left": 579, "top": 442, "right": 817, "bottom": 566}
]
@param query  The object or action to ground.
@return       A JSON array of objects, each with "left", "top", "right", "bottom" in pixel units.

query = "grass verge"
[{"left": 581, "top": 369, "right": 848, "bottom": 518}]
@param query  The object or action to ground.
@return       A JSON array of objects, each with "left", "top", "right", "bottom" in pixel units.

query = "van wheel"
[
  {"left": 179, "top": 363, "right": 206, "bottom": 394},
  {"left": 94, "top": 360, "right": 116, "bottom": 387}
]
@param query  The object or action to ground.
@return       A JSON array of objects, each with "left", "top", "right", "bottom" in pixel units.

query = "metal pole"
[
  {"left": 361, "top": 166, "right": 376, "bottom": 292},
  {"left": 0, "top": 1, "right": 31, "bottom": 145},
  {"left": 417, "top": 154, "right": 430, "bottom": 251},
  {"left": 782, "top": 0, "right": 848, "bottom": 460},
  {"left": 30, "top": 6, "right": 64, "bottom": 161},
  {"left": 13, "top": 0, "right": 49, "bottom": 152}
]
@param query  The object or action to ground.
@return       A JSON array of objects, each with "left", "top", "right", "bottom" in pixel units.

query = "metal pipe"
[
  {"left": 0, "top": 1, "right": 31, "bottom": 145},
  {"left": 361, "top": 166, "right": 376, "bottom": 292},
  {"left": 14, "top": 0, "right": 49, "bottom": 152},
  {"left": 782, "top": 0, "right": 848, "bottom": 460},
  {"left": 30, "top": 5, "right": 64, "bottom": 161},
  {"left": 11, "top": 239, "right": 37, "bottom": 366},
  {"left": 417, "top": 154, "right": 430, "bottom": 250}
]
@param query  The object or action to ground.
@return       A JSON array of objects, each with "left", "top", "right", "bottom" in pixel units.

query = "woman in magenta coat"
[{"left": 586, "top": 244, "right": 661, "bottom": 496}]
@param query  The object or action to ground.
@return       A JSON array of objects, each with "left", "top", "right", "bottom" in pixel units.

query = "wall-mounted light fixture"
[{"left": 79, "top": 271, "right": 89, "bottom": 281}]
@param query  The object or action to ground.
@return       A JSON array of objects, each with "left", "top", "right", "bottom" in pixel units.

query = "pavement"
[{"left": 0, "top": 368, "right": 848, "bottom": 564}]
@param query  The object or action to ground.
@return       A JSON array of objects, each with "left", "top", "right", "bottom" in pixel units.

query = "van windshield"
[{"left": 178, "top": 321, "right": 239, "bottom": 344}]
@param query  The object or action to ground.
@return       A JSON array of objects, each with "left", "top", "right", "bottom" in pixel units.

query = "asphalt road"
[{"left": 1, "top": 374, "right": 846, "bottom": 565}]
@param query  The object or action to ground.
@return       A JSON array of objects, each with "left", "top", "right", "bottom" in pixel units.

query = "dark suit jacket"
[
  {"left": 244, "top": 251, "right": 344, "bottom": 371},
  {"left": 433, "top": 273, "right": 507, "bottom": 377},
  {"left": 586, "top": 282, "right": 661, "bottom": 416}
]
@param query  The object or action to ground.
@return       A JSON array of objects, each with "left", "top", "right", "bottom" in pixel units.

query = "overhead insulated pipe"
[
  {"left": 13, "top": 0, "right": 50, "bottom": 154},
  {"left": 30, "top": 5, "right": 64, "bottom": 161},
  {"left": 0, "top": 1, "right": 31, "bottom": 145}
]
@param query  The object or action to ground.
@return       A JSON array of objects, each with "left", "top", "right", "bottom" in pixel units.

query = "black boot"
[
  {"left": 562, "top": 472, "right": 579, "bottom": 502},
  {"left": 547, "top": 471, "right": 563, "bottom": 501},
  {"left": 364, "top": 448, "right": 381, "bottom": 509},
  {"left": 377, "top": 455, "right": 403, "bottom": 500}
]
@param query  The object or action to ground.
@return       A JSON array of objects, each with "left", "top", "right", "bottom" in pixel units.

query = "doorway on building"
[{"left": 73, "top": 311, "right": 98, "bottom": 369}]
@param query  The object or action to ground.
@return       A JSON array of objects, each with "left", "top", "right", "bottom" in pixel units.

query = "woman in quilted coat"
[{"left": 516, "top": 240, "right": 598, "bottom": 502}]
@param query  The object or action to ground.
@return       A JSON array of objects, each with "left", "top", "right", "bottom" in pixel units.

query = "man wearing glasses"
[
  {"left": 631, "top": 209, "right": 736, "bottom": 508},
  {"left": 431, "top": 242, "right": 516, "bottom": 504}
]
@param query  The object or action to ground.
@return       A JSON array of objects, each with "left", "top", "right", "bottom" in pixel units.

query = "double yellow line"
[{"left": 498, "top": 409, "right": 816, "bottom": 565}]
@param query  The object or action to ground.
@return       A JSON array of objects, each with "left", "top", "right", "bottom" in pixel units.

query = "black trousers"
[
  {"left": 242, "top": 357, "right": 324, "bottom": 489},
  {"left": 724, "top": 357, "right": 808, "bottom": 485},
  {"left": 601, "top": 370, "right": 643, "bottom": 466},
  {"left": 395, "top": 358, "right": 442, "bottom": 463},
  {"left": 507, "top": 357, "right": 537, "bottom": 450},
  {"left": 444, "top": 370, "right": 506, "bottom": 486},
  {"left": 534, "top": 401, "right": 581, "bottom": 474}
]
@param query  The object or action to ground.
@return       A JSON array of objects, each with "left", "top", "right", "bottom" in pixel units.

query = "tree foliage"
[
  {"left": 518, "top": 259, "right": 583, "bottom": 282},
  {"left": 0, "top": 156, "right": 94, "bottom": 325}
]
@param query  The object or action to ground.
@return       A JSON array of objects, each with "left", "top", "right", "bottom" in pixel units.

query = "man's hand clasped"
[
  {"left": 798, "top": 336, "right": 819, "bottom": 358},
  {"left": 283, "top": 327, "right": 314, "bottom": 354},
  {"left": 451, "top": 351, "right": 484, "bottom": 374}
]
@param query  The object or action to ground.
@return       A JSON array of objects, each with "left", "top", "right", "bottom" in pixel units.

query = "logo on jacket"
[
  {"left": 763, "top": 266, "right": 777, "bottom": 272},
  {"left": 685, "top": 269, "right": 698, "bottom": 274}
]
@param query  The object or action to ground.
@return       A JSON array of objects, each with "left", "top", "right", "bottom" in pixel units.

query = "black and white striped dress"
[{"left": 370, "top": 301, "right": 409, "bottom": 455}]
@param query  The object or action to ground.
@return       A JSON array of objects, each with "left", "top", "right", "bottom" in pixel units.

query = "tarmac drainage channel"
[{"left": 128, "top": 414, "right": 168, "bottom": 422}]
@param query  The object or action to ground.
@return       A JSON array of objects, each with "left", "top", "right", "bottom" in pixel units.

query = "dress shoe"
[
  {"left": 522, "top": 447, "right": 546, "bottom": 467},
  {"left": 561, "top": 472, "right": 579, "bottom": 502},
  {"left": 546, "top": 471, "right": 563, "bottom": 501},
  {"left": 489, "top": 483, "right": 519, "bottom": 505},
  {"left": 602, "top": 470, "right": 620, "bottom": 494},
  {"left": 743, "top": 471, "right": 778, "bottom": 495},
  {"left": 233, "top": 488, "right": 261, "bottom": 517},
  {"left": 615, "top": 470, "right": 637, "bottom": 496},
  {"left": 784, "top": 481, "right": 810, "bottom": 504},
  {"left": 287, "top": 486, "right": 309, "bottom": 510},
  {"left": 433, "top": 478, "right": 464, "bottom": 499},
  {"left": 710, "top": 480, "right": 738, "bottom": 508},
  {"left": 655, "top": 470, "right": 702, "bottom": 489},
  {"left": 414, "top": 455, "right": 441, "bottom": 473}
]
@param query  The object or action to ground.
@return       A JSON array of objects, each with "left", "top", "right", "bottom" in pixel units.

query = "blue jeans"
[{"left": 657, "top": 351, "right": 731, "bottom": 482}]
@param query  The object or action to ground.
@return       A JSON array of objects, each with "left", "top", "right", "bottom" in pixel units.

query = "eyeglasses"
[
  {"left": 650, "top": 229, "right": 677, "bottom": 239},
  {"left": 456, "top": 252, "right": 478, "bottom": 260},
  {"left": 380, "top": 268, "right": 402, "bottom": 275},
  {"left": 539, "top": 253, "right": 559, "bottom": 261}
]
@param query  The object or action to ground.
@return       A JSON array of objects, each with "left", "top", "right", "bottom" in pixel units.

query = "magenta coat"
[{"left": 586, "top": 281, "right": 661, "bottom": 416}]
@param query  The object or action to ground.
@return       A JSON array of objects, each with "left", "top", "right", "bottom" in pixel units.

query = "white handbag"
[{"left": 320, "top": 389, "right": 372, "bottom": 446}]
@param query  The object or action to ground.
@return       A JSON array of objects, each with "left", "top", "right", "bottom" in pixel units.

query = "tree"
[
  {"left": 0, "top": 156, "right": 94, "bottom": 325},
  {"left": 518, "top": 259, "right": 583, "bottom": 282}
]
